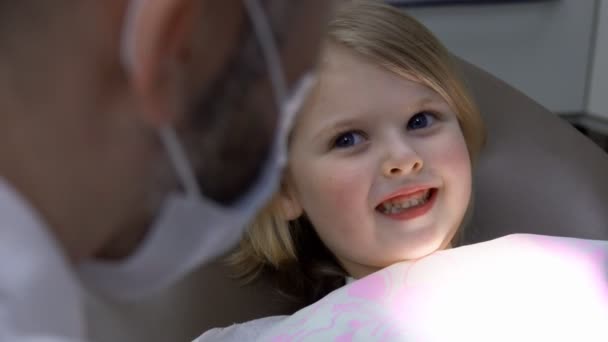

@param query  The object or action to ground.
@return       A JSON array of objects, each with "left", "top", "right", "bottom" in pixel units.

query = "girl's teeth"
[{"left": 380, "top": 190, "right": 431, "bottom": 214}]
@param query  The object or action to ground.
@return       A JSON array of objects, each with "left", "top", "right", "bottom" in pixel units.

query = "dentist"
[{"left": 0, "top": 0, "right": 330, "bottom": 340}]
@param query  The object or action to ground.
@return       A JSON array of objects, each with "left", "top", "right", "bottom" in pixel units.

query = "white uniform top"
[{"left": 0, "top": 179, "right": 85, "bottom": 341}]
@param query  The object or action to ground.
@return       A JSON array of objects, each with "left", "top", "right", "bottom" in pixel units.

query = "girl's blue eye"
[
  {"left": 333, "top": 131, "right": 365, "bottom": 148},
  {"left": 407, "top": 111, "right": 435, "bottom": 130}
]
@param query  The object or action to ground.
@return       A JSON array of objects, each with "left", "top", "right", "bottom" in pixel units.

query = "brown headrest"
[{"left": 457, "top": 58, "right": 608, "bottom": 243}]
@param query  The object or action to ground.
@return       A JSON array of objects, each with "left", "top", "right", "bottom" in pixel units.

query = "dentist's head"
[{"left": 0, "top": 0, "right": 332, "bottom": 300}]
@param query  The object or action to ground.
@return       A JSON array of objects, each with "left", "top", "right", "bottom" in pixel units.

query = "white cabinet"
[{"left": 404, "top": 0, "right": 598, "bottom": 115}]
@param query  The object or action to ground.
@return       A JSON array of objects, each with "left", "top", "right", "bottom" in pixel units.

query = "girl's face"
[{"left": 283, "top": 44, "right": 472, "bottom": 279}]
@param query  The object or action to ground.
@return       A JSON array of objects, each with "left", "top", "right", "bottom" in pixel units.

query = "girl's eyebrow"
[
  {"left": 313, "top": 117, "right": 361, "bottom": 141},
  {"left": 402, "top": 96, "right": 444, "bottom": 111}
]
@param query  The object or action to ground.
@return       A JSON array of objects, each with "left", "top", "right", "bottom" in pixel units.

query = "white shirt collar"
[{"left": 0, "top": 178, "right": 85, "bottom": 340}]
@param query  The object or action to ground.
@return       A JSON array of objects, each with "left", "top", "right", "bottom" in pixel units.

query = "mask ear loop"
[
  {"left": 162, "top": 0, "right": 292, "bottom": 202},
  {"left": 241, "top": 0, "right": 295, "bottom": 179},
  {"left": 243, "top": 0, "right": 289, "bottom": 109},
  {"left": 120, "top": 0, "right": 144, "bottom": 71},
  {"left": 118, "top": 0, "right": 204, "bottom": 201},
  {"left": 158, "top": 127, "right": 204, "bottom": 201}
]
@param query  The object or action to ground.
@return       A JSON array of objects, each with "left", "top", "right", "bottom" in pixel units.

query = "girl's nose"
[{"left": 381, "top": 144, "right": 423, "bottom": 178}]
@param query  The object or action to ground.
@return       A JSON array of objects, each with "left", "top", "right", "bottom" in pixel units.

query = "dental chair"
[{"left": 85, "top": 58, "right": 608, "bottom": 342}]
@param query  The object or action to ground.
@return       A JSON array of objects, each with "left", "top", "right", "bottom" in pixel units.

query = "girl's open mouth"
[{"left": 376, "top": 188, "right": 438, "bottom": 220}]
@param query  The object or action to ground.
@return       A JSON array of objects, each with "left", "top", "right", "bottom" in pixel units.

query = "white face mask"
[{"left": 78, "top": 0, "right": 315, "bottom": 300}]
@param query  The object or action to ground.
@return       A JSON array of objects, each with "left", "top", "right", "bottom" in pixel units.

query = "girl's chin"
[
  {"left": 391, "top": 240, "right": 452, "bottom": 265},
  {"left": 345, "top": 236, "right": 456, "bottom": 279}
]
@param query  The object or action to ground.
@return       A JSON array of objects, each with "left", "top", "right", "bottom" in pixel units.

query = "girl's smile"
[{"left": 376, "top": 187, "right": 438, "bottom": 221}]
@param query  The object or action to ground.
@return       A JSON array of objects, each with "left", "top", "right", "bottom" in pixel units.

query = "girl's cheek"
[
  {"left": 300, "top": 161, "right": 367, "bottom": 208},
  {"left": 427, "top": 130, "right": 471, "bottom": 169}
]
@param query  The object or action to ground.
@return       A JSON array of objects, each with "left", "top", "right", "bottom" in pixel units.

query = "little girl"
[{"left": 230, "top": 0, "right": 485, "bottom": 306}]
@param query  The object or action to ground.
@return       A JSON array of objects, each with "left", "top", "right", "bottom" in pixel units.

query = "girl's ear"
[{"left": 277, "top": 181, "right": 303, "bottom": 221}]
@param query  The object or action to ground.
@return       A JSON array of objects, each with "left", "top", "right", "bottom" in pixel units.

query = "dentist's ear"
[{"left": 121, "top": 0, "right": 199, "bottom": 127}]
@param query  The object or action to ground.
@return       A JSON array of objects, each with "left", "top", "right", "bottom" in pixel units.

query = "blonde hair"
[{"left": 229, "top": 0, "right": 486, "bottom": 305}]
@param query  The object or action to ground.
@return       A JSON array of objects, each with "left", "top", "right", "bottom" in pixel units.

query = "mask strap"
[
  {"left": 159, "top": 127, "right": 203, "bottom": 201},
  {"left": 118, "top": 0, "right": 201, "bottom": 200},
  {"left": 120, "top": 0, "right": 145, "bottom": 71},
  {"left": 243, "top": 0, "right": 289, "bottom": 110},
  {"left": 163, "top": 0, "right": 291, "bottom": 202}
]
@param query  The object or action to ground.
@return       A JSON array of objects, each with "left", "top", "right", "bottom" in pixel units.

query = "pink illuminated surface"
[{"left": 260, "top": 234, "right": 608, "bottom": 341}]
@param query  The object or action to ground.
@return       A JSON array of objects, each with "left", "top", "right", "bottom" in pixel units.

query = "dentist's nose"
[{"left": 381, "top": 143, "right": 423, "bottom": 178}]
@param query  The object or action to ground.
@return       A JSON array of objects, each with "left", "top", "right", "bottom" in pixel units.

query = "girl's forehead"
[
  {"left": 313, "top": 60, "right": 441, "bottom": 109},
  {"left": 318, "top": 43, "right": 376, "bottom": 79},
  {"left": 316, "top": 44, "right": 437, "bottom": 101}
]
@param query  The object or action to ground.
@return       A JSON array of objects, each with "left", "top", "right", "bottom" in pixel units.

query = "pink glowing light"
[{"left": 260, "top": 234, "right": 608, "bottom": 341}]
